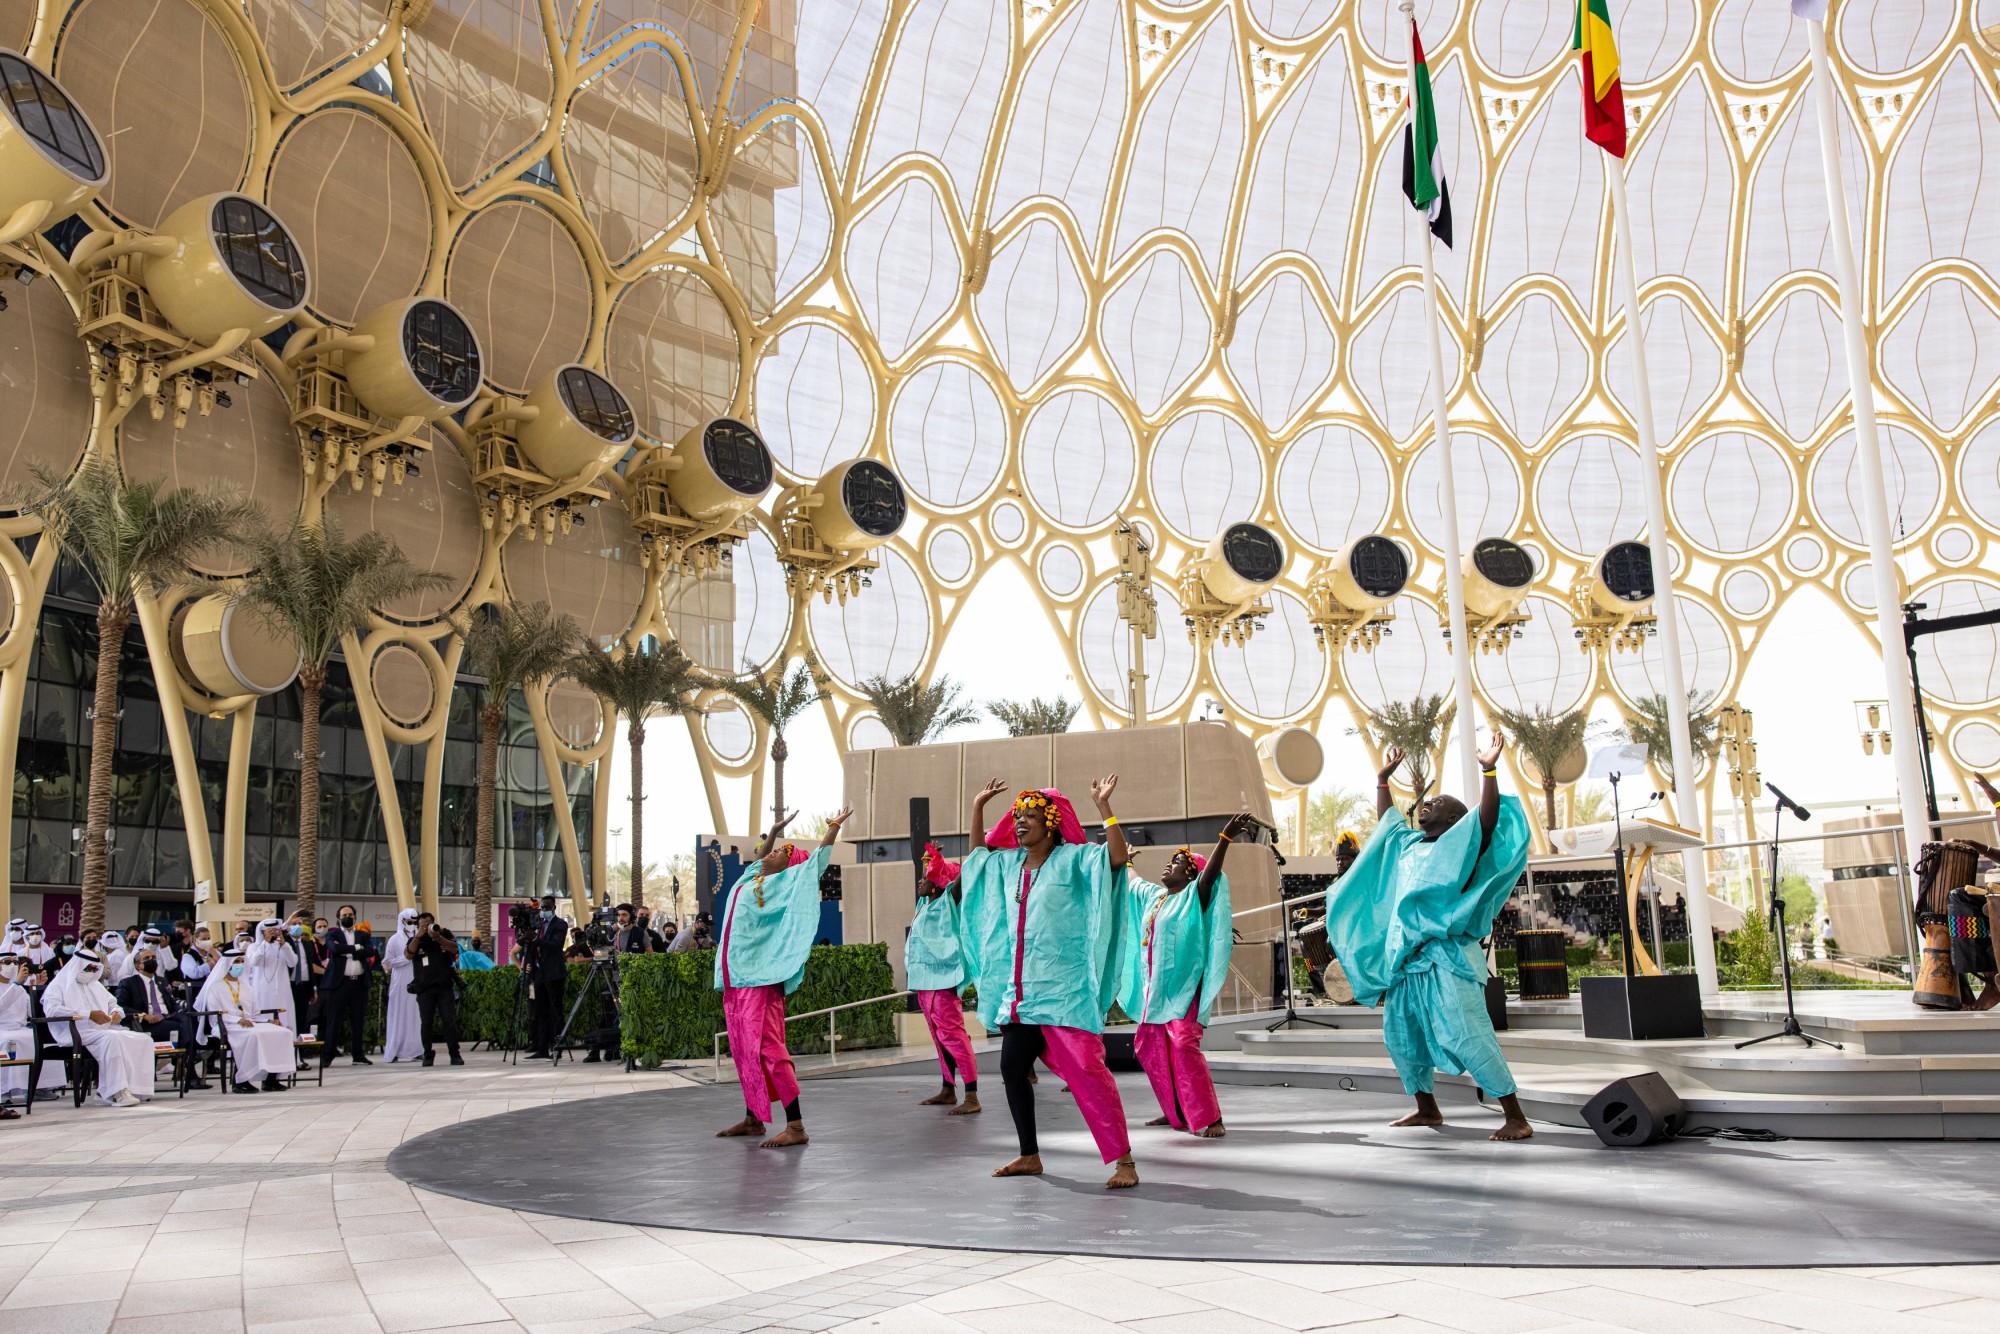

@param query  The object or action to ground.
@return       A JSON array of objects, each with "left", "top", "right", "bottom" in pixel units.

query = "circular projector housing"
[
  {"left": 147, "top": 192, "right": 309, "bottom": 340},
  {"left": 1596, "top": 540, "right": 1655, "bottom": 606},
  {"left": 346, "top": 297, "right": 482, "bottom": 420},
  {"left": 1202, "top": 522, "right": 1285, "bottom": 605},
  {"left": 1470, "top": 537, "right": 1534, "bottom": 589},
  {"left": 518, "top": 366, "right": 635, "bottom": 479},
  {"left": 0, "top": 50, "right": 106, "bottom": 223},
  {"left": 839, "top": 459, "right": 907, "bottom": 541},
  {"left": 557, "top": 366, "right": 635, "bottom": 443},
  {"left": 404, "top": 299, "right": 481, "bottom": 406},
  {"left": 1346, "top": 534, "right": 1409, "bottom": 602},
  {"left": 703, "top": 418, "right": 775, "bottom": 497}
]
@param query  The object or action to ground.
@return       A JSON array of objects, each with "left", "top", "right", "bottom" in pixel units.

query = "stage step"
[{"left": 1206, "top": 1048, "right": 2000, "bottom": 1140}]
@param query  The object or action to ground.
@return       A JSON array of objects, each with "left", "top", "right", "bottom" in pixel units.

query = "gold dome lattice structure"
[{"left": 3, "top": 0, "right": 2000, "bottom": 915}]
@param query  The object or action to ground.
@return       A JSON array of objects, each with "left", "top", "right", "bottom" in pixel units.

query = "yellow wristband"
[
  {"left": 1217, "top": 833, "right": 1232, "bottom": 844},
  {"left": 1481, "top": 768, "right": 1497, "bottom": 776},
  {"left": 1103, "top": 815, "right": 1120, "bottom": 828}
]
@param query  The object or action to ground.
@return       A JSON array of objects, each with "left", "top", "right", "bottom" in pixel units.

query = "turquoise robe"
[
  {"left": 904, "top": 889, "right": 967, "bottom": 993},
  {"left": 1323, "top": 797, "right": 1530, "bottom": 1096},
  {"left": 956, "top": 842, "right": 1121, "bottom": 1033},
  {"left": 712, "top": 846, "right": 831, "bottom": 995},
  {"left": 1113, "top": 871, "right": 1232, "bottom": 1026}
]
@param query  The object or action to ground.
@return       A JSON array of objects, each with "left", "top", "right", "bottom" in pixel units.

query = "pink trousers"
[
  {"left": 723, "top": 984, "right": 799, "bottom": 1117},
  {"left": 1134, "top": 1002, "right": 1222, "bottom": 1133},
  {"left": 1041, "top": 1026, "right": 1131, "bottom": 1163},
  {"left": 916, "top": 989, "right": 977, "bottom": 1086}
]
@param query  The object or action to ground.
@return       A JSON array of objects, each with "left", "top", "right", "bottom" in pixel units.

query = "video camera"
[
  {"left": 583, "top": 905, "right": 618, "bottom": 954},
  {"left": 506, "top": 901, "right": 536, "bottom": 938}
]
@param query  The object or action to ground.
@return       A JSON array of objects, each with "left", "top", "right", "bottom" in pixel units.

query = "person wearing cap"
[
  {"left": 958, "top": 775, "right": 1139, "bottom": 1189},
  {"left": 198, "top": 947, "right": 296, "bottom": 1093},
  {"left": 42, "top": 948, "right": 156, "bottom": 1106},
  {"left": 1116, "top": 815, "right": 1252, "bottom": 1140},
  {"left": 523, "top": 895, "right": 570, "bottom": 1059},
  {"left": 908, "top": 844, "right": 979, "bottom": 1116},
  {"left": 712, "top": 806, "right": 851, "bottom": 1147}
]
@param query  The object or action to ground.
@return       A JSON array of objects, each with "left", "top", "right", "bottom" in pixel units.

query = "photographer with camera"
[
  {"left": 404, "top": 912, "right": 462, "bottom": 1067},
  {"left": 521, "top": 895, "right": 568, "bottom": 1059}
]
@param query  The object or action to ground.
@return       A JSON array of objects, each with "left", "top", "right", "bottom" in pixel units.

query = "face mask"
[
  {"left": 80, "top": 966, "right": 98, "bottom": 979},
  {"left": 288, "top": 925, "right": 303, "bottom": 937},
  {"left": 139, "top": 958, "right": 156, "bottom": 974},
  {"left": 540, "top": 910, "right": 554, "bottom": 920},
  {"left": 0, "top": 965, "right": 17, "bottom": 982},
  {"left": 195, "top": 937, "right": 211, "bottom": 948},
  {"left": 339, "top": 917, "right": 355, "bottom": 928},
  {"left": 60, "top": 944, "right": 74, "bottom": 956},
  {"left": 227, "top": 963, "right": 244, "bottom": 979}
]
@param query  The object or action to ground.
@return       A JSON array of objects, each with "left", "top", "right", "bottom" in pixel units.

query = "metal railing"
[{"left": 711, "top": 989, "right": 911, "bottom": 1079}]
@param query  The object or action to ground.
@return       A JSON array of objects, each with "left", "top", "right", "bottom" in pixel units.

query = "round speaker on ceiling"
[
  {"left": 0, "top": 50, "right": 106, "bottom": 229},
  {"left": 174, "top": 594, "right": 301, "bottom": 698},
  {"left": 518, "top": 365, "right": 634, "bottom": 478},
  {"left": 1326, "top": 533, "right": 1409, "bottom": 610},
  {"left": 809, "top": 458, "right": 908, "bottom": 549},
  {"left": 1464, "top": 537, "right": 1535, "bottom": 619},
  {"left": 146, "top": 192, "right": 310, "bottom": 341},
  {"left": 1202, "top": 522, "right": 1285, "bottom": 604},
  {"left": 666, "top": 417, "right": 774, "bottom": 521},
  {"left": 1589, "top": 540, "right": 1656, "bottom": 613},
  {"left": 345, "top": 297, "right": 482, "bottom": 421},
  {"left": 1258, "top": 726, "right": 1324, "bottom": 791}
]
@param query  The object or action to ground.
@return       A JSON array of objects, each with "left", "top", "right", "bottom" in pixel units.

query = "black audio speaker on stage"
[
  {"left": 1581, "top": 1072, "right": 1686, "bottom": 1146},
  {"left": 1102, "top": 1030, "right": 1141, "bottom": 1072},
  {"left": 1580, "top": 973, "right": 1704, "bottom": 1040}
]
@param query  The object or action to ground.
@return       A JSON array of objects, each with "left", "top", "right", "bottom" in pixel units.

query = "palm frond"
[
  {"left": 461, "top": 601, "right": 585, "bottom": 699},
  {"left": 232, "top": 514, "right": 452, "bottom": 670},
  {"left": 987, "top": 696, "right": 1080, "bottom": 737},
  {"left": 858, "top": 672, "right": 979, "bottom": 746},
  {"left": 1357, "top": 693, "right": 1455, "bottom": 794},
  {"left": 27, "top": 454, "right": 265, "bottom": 608},
  {"left": 1491, "top": 705, "right": 1591, "bottom": 785},
  {"left": 1617, "top": 691, "right": 1720, "bottom": 782},
  {"left": 717, "top": 657, "right": 828, "bottom": 736},
  {"left": 565, "top": 639, "right": 712, "bottom": 722}
]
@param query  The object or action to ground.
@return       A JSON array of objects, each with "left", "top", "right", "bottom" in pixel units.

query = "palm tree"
[
  {"left": 1283, "top": 786, "right": 1375, "bottom": 855},
  {"left": 717, "top": 656, "right": 828, "bottom": 823},
  {"left": 858, "top": 671, "right": 980, "bottom": 746},
  {"left": 1493, "top": 704, "right": 1591, "bottom": 832},
  {"left": 25, "top": 456, "right": 262, "bottom": 932},
  {"left": 1619, "top": 691, "right": 1721, "bottom": 784},
  {"left": 461, "top": 602, "right": 584, "bottom": 941},
  {"left": 565, "top": 639, "right": 711, "bottom": 910},
  {"left": 1358, "top": 693, "right": 1455, "bottom": 796},
  {"left": 987, "top": 696, "right": 1080, "bottom": 737},
  {"left": 233, "top": 516, "right": 449, "bottom": 918}
]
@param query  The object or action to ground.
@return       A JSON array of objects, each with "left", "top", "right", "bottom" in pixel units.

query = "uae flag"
[
  {"left": 1572, "top": 0, "right": 1626, "bottom": 157},
  {"left": 1400, "top": 19, "right": 1452, "bottom": 248}
]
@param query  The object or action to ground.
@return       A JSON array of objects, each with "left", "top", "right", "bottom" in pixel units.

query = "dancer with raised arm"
[
  {"left": 1119, "top": 813, "right": 1253, "bottom": 1139},
  {"left": 1323, "top": 732, "right": 1535, "bottom": 1141},
  {"left": 909, "top": 843, "right": 980, "bottom": 1114},
  {"left": 958, "top": 775, "right": 1138, "bottom": 1189},
  {"left": 713, "top": 805, "right": 851, "bottom": 1148}
]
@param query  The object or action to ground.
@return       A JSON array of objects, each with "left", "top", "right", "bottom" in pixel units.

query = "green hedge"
[{"left": 446, "top": 944, "right": 901, "bottom": 1065}]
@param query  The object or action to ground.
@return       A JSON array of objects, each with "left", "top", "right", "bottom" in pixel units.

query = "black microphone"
[{"left": 1766, "top": 782, "right": 1811, "bottom": 822}]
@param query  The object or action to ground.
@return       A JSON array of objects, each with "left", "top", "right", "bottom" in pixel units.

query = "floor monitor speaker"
[{"left": 1581, "top": 1072, "right": 1686, "bottom": 1146}]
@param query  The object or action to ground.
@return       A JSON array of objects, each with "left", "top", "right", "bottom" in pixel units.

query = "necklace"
[
  {"left": 1142, "top": 891, "right": 1168, "bottom": 948},
  {"left": 752, "top": 873, "right": 768, "bottom": 909}
]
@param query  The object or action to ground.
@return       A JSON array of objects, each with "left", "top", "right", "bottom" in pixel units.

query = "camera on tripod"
[
  {"left": 506, "top": 901, "right": 536, "bottom": 937},
  {"left": 583, "top": 905, "right": 619, "bottom": 955}
]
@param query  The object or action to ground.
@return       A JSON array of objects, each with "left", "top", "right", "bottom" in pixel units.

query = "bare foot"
[
  {"left": 1144, "top": 1115, "right": 1171, "bottom": 1127},
  {"left": 1028, "top": 1072, "right": 1039, "bottom": 1085},
  {"left": 946, "top": 1094, "right": 981, "bottom": 1116},
  {"left": 1489, "top": 1118, "right": 1534, "bottom": 1141},
  {"left": 992, "top": 1154, "right": 1043, "bottom": 1177},
  {"left": 761, "top": 1121, "right": 809, "bottom": 1148},
  {"left": 919, "top": 1089, "right": 957, "bottom": 1106},
  {"left": 1105, "top": 1156, "right": 1139, "bottom": 1190},
  {"left": 1389, "top": 1109, "right": 1445, "bottom": 1127},
  {"left": 716, "top": 1116, "right": 765, "bottom": 1138},
  {"left": 1197, "top": 1121, "right": 1227, "bottom": 1139}
]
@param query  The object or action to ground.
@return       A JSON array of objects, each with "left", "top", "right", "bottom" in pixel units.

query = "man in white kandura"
[
  {"left": 199, "top": 947, "right": 296, "bottom": 1093},
  {"left": 247, "top": 918, "right": 298, "bottom": 1034},
  {"left": 381, "top": 908, "right": 423, "bottom": 1062},
  {"left": 42, "top": 948, "right": 157, "bottom": 1107}
]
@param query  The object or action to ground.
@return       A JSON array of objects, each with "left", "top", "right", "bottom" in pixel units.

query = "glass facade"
[{"left": 11, "top": 557, "right": 591, "bottom": 904}]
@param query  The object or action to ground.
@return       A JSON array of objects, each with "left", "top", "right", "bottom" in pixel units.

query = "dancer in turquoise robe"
[{"left": 1324, "top": 732, "right": 1535, "bottom": 1141}]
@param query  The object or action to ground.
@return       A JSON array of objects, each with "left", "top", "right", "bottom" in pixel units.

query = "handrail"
[{"left": 712, "top": 989, "right": 911, "bottom": 1079}]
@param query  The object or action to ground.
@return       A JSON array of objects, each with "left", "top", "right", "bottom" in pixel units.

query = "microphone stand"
[{"left": 1736, "top": 788, "right": 1841, "bottom": 1050}]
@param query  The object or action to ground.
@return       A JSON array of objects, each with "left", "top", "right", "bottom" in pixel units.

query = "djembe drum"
[
  {"left": 1914, "top": 841, "right": 1988, "bottom": 1010},
  {"left": 1515, "top": 928, "right": 1571, "bottom": 1001}
]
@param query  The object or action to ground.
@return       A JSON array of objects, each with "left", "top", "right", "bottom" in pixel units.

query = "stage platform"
[
  {"left": 1214, "top": 990, "right": 2000, "bottom": 1139},
  {"left": 390, "top": 1066, "right": 2000, "bottom": 1267}
]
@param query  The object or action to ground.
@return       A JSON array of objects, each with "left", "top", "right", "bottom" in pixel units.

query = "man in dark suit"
[
  {"left": 522, "top": 894, "right": 569, "bottom": 1059},
  {"left": 285, "top": 913, "right": 322, "bottom": 1038},
  {"left": 115, "top": 944, "right": 211, "bottom": 1089},
  {"left": 319, "top": 904, "right": 380, "bottom": 1065}
]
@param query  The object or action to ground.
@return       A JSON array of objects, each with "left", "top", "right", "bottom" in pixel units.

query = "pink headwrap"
[
  {"left": 923, "top": 842, "right": 961, "bottom": 889},
  {"left": 1177, "top": 848, "right": 1209, "bottom": 874},
  {"left": 986, "top": 789, "right": 1087, "bottom": 849},
  {"left": 771, "top": 843, "right": 809, "bottom": 868}
]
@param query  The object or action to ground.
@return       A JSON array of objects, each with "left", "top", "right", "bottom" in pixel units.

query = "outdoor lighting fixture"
[
  {"left": 665, "top": 417, "right": 774, "bottom": 522},
  {"left": 1571, "top": 540, "right": 1658, "bottom": 653},
  {"left": 174, "top": 594, "right": 302, "bottom": 699},
  {"left": 144, "top": 193, "right": 309, "bottom": 340},
  {"left": 1855, "top": 699, "right": 1891, "bottom": 756},
  {"left": 0, "top": 50, "right": 107, "bottom": 246},
  {"left": 1181, "top": 521, "right": 1284, "bottom": 648},
  {"left": 775, "top": 457, "right": 909, "bottom": 603},
  {"left": 1307, "top": 533, "right": 1408, "bottom": 653},
  {"left": 346, "top": 297, "right": 483, "bottom": 421},
  {"left": 1445, "top": 537, "right": 1534, "bottom": 653}
]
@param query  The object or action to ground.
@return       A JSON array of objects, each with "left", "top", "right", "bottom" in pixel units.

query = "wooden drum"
[
  {"left": 1297, "top": 917, "right": 1333, "bottom": 972},
  {"left": 1915, "top": 914, "right": 1963, "bottom": 1011},
  {"left": 1515, "top": 928, "right": 1571, "bottom": 1001},
  {"left": 1916, "top": 840, "right": 1985, "bottom": 916}
]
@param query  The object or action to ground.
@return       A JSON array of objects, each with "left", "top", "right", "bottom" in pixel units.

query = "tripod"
[
  {"left": 1266, "top": 896, "right": 1343, "bottom": 1031},
  {"left": 504, "top": 966, "right": 528, "bottom": 1065},
  {"left": 553, "top": 952, "right": 634, "bottom": 1071},
  {"left": 1736, "top": 788, "right": 1842, "bottom": 1051}
]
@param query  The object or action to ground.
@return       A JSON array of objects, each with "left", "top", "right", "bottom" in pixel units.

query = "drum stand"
[
  {"left": 1736, "top": 791, "right": 1842, "bottom": 1051},
  {"left": 1266, "top": 902, "right": 1342, "bottom": 1031}
]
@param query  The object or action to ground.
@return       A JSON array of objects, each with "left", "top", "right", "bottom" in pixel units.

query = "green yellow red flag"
[{"left": 1572, "top": 0, "right": 1626, "bottom": 157}]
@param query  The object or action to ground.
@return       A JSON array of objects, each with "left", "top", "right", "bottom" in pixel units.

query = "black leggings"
[
  {"left": 999, "top": 1023, "right": 1046, "bottom": 1156},
  {"left": 750, "top": 1097, "right": 803, "bottom": 1123}
]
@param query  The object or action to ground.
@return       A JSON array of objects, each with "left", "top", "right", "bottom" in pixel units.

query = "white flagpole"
[
  {"left": 1604, "top": 154, "right": 1720, "bottom": 998},
  {"left": 1402, "top": 0, "right": 1480, "bottom": 799},
  {"left": 1804, "top": 16, "right": 1932, "bottom": 869}
]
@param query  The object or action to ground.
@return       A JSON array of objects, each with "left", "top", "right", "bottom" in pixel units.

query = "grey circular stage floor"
[{"left": 390, "top": 1070, "right": 2000, "bottom": 1267}]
